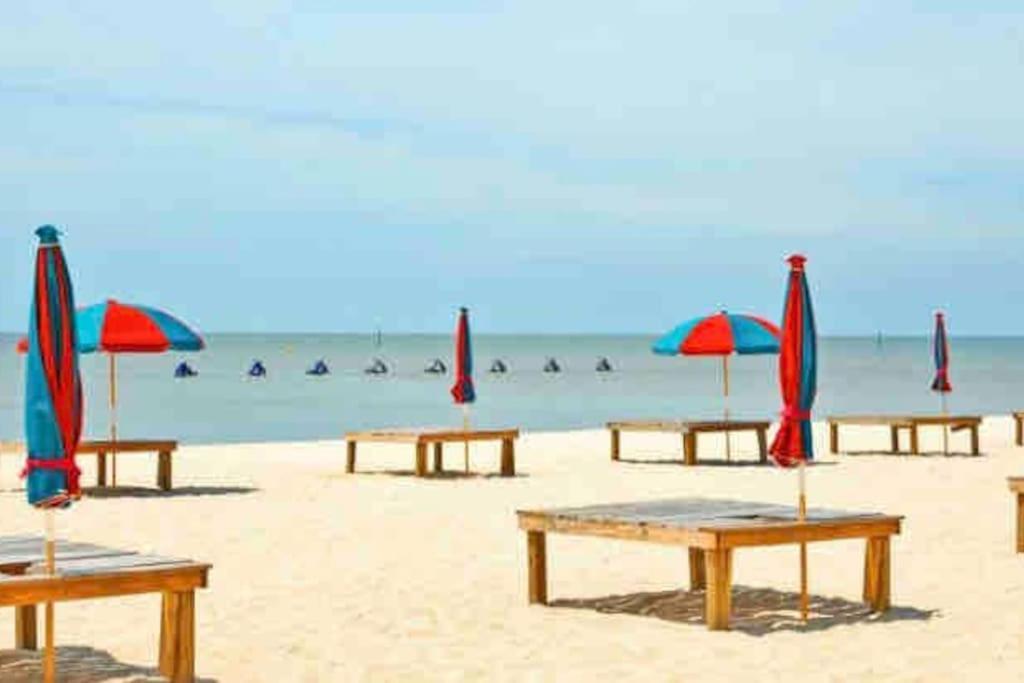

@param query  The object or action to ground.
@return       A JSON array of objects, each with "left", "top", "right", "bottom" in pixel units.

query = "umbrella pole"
[
  {"left": 109, "top": 354, "right": 118, "bottom": 487},
  {"left": 462, "top": 405, "right": 470, "bottom": 474},
  {"left": 722, "top": 356, "right": 731, "bottom": 461},
  {"left": 43, "top": 509, "right": 56, "bottom": 683},
  {"left": 941, "top": 393, "right": 949, "bottom": 456},
  {"left": 799, "top": 460, "right": 809, "bottom": 622}
]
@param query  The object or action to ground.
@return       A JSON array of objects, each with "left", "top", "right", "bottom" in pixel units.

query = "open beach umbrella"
[
  {"left": 769, "top": 254, "right": 818, "bottom": 622},
  {"left": 23, "top": 226, "right": 85, "bottom": 682},
  {"left": 18, "top": 299, "right": 204, "bottom": 485},
  {"left": 931, "top": 311, "right": 952, "bottom": 454},
  {"left": 653, "top": 311, "right": 780, "bottom": 458},
  {"left": 450, "top": 307, "right": 475, "bottom": 472}
]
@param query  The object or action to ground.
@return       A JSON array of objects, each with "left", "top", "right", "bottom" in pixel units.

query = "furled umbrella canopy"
[
  {"left": 931, "top": 312, "right": 952, "bottom": 394},
  {"left": 450, "top": 307, "right": 476, "bottom": 404},
  {"left": 23, "top": 226, "right": 85, "bottom": 508}
]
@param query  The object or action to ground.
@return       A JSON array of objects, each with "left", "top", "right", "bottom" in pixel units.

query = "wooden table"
[
  {"left": 0, "top": 535, "right": 210, "bottom": 682},
  {"left": 607, "top": 420, "right": 770, "bottom": 465},
  {"left": 1014, "top": 412, "right": 1024, "bottom": 447},
  {"left": 517, "top": 498, "right": 902, "bottom": 631},
  {"left": 828, "top": 415, "right": 982, "bottom": 455},
  {"left": 344, "top": 427, "right": 520, "bottom": 477},
  {"left": 1, "top": 440, "right": 179, "bottom": 491},
  {"left": 1010, "top": 478, "right": 1024, "bottom": 553}
]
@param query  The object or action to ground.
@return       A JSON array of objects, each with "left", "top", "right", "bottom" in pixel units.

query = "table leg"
[
  {"left": 15, "top": 604, "right": 37, "bottom": 650},
  {"left": 97, "top": 451, "right": 107, "bottom": 487},
  {"left": 863, "top": 537, "right": 891, "bottom": 612},
  {"left": 688, "top": 548, "right": 706, "bottom": 590},
  {"left": 433, "top": 443, "right": 444, "bottom": 472},
  {"left": 501, "top": 438, "right": 515, "bottom": 477},
  {"left": 159, "top": 590, "right": 196, "bottom": 683},
  {"left": 829, "top": 422, "right": 839, "bottom": 454},
  {"left": 970, "top": 426, "right": 980, "bottom": 456},
  {"left": 1017, "top": 417, "right": 1023, "bottom": 447},
  {"left": 890, "top": 426, "right": 900, "bottom": 453},
  {"left": 1016, "top": 493, "right": 1024, "bottom": 554},
  {"left": 757, "top": 428, "right": 768, "bottom": 463},
  {"left": 909, "top": 425, "right": 920, "bottom": 455},
  {"left": 610, "top": 429, "right": 620, "bottom": 461},
  {"left": 158, "top": 451, "right": 172, "bottom": 491},
  {"left": 415, "top": 443, "right": 428, "bottom": 477},
  {"left": 527, "top": 531, "right": 547, "bottom": 604},
  {"left": 683, "top": 432, "right": 697, "bottom": 466},
  {"left": 346, "top": 441, "right": 357, "bottom": 474},
  {"left": 704, "top": 548, "right": 733, "bottom": 630}
]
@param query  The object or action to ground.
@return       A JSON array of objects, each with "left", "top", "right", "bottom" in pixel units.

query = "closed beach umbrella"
[
  {"left": 931, "top": 311, "right": 952, "bottom": 454},
  {"left": 769, "top": 254, "right": 818, "bottom": 622},
  {"left": 18, "top": 299, "right": 204, "bottom": 485},
  {"left": 23, "top": 226, "right": 85, "bottom": 682},
  {"left": 653, "top": 311, "right": 780, "bottom": 458},
  {"left": 450, "top": 307, "right": 475, "bottom": 472}
]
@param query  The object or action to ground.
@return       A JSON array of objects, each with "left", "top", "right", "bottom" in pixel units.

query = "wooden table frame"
[
  {"left": 607, "top": 420, "right": 770, "bottom": 466},
  {"left": 827, "top": 415, "right": 982, "bottom": 456},
  {"left": 1010, "top": 478, "right": 1024, "bottom": 553},
  {"left": 0, "top": 536, "right": 210, "bottom": 682},
  {"left": 517, "top": 498, "right": 902, "bottom": 631},
  {"left": 2, "top": 440, "right": 179, "bottom": 491},
  {"left": 1014, "top": 412, "right": 1024, "bottom": 447},
  {"left": 344, "top": 428, "right": 520, "bottom": 477}
]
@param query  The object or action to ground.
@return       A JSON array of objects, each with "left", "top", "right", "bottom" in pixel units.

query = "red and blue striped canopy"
[
  {"left": 23, "top": 226, "right": 84, "bottom": 508},
  {"left": 769, "top": 254, "right": 817, "bottom": 468},
  {"left": 931, "top": 312, "right": 951, "bottom": 393},
  {"left": 17, "top": 299, "right": 203, "bottom": 355},
  {"left": 653, "top": 311, "right": 780, "bottom": 356},
  {"left": 450, "top": 307, "right": 475, "bottom": 404}
]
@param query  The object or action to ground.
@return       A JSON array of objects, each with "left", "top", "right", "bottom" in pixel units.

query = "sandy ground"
[{"left": 0, "top": 416, "right": 1022, "bottom": 682}]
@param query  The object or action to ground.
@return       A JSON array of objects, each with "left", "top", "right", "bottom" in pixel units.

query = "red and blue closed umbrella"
[
  {"left": 450, "top": 307, "right": 475, "bottom": 472},
  {"left": 931, "top": 312, "right": 951, "bottom": 394}
]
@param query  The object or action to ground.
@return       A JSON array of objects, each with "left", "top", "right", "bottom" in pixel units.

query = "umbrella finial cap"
[
  {"left": 787, "top": 254, "right": 807, "bottom": 270},
  {"left": 936, "top": 311, "right": 945, "bottom": 319},
  {"left": 35, "top": 225, "right": 61, "bottom": 245}
]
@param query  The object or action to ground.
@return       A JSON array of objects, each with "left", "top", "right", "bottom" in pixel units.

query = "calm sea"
[{"left": 0, "top": 334, "right": 1020, "bottom": 444}]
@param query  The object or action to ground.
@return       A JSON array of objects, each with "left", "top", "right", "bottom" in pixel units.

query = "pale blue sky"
[{"left": 1, "top": 1, "right": 1021, "bottom": 334}]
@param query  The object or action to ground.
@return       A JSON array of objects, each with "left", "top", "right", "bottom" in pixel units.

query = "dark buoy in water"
[
  {"left": 596, "top": 357, "right": 613, "bottom": 372},
  {"left": 424, "top": 358, "right": 447, "bottom": 374},
  {"left": 543, "top": 358, "right": 561, "bottom": 373},
  {"left": 364, "top": 358, "right": 389, "bottom": 375},
  {"left": 306, "top": 359, "right": 330, "bottom": 376},
  {"left": 489, "top": 359, "right": 508, "bottom": 374},
  {"left": 248, "top": 360, "right": 267, "bottom": 378},
  {"left": 174, "top": 361, "right": 197, "bottom": 378}
]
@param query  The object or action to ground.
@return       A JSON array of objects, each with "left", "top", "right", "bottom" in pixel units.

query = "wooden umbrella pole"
[
  {"left": 723, "top": 356, "right": 732, "bottom": 461},
  {"left": 43, "top": 509, "right": 56, "bottom": 683},
  {"left": 462, "top": 405, "right": 470, "bottom": 473},
  {"left": 941, "top": 393, "right": 949, "bottom": 456},
  {"left": 109, "top": 354, "right": 118, "bottom": 487},
  {"left": 799, "top": 461, "right": 809, "bottom": 622}
]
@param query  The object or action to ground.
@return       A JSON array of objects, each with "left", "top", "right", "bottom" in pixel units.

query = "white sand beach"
[{"left": 1, "top": 416, "right": 1022, "bottom": 681}]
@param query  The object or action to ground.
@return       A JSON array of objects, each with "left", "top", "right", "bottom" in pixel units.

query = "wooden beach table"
[
  {"left": 827, "top": 415, "right": 982, "bottom": 455},
  {"left": 0, "top": 535, "right": 210, "bottom": 682},
  {"left": 1014, "top": 412, "right": 1024, "bottom": 447},
  {"left": 1010, "top": 478, "right": 1024, "bottom": 553},
  {"left": 607, "top": 420, "right": 770, "bottom": 465},
  {"left": 517, "top": 498, "right": 902, "bottom": 631},
  {"left": 344, "top": 427, "right": 520, "bottom": 477},
  {"left": 1, "top": 440, "right": 180, "bottom": 491}
]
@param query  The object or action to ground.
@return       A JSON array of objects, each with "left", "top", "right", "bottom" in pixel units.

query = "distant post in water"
[{"left": 450, "top": 307, "right": 476, "bottom": 473}]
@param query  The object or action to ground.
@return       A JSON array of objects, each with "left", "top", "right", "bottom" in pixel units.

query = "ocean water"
[{"left": 0, "top": 334, "right": 1021, "bottom": 445}]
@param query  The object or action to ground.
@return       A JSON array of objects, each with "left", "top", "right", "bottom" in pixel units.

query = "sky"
[{"left": 1, "top": 1, "right": 1022, "bottom": 335}]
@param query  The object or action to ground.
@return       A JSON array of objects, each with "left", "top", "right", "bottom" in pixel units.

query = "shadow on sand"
[
  {"left": 82, "top": 485, "right": 259, "bottom": 499},
  {"left": 355, "top": 469, "right": 529, "bottom": 480},
  {"left": 838, "top": 450, "right": 983, "bottom": 458},
  {"left": 0, "top": 646, "right": 217, "bottom": 682},
  {"left": 616, "top": 457, "right": 837, "bottom": 468},
  {"left": 552, "top": 585, "right": 936, "bottom": 636}
]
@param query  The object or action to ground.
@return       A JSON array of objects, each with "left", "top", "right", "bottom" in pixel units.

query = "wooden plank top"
[
  {"left": 1009, "top": 477, "right": 1024, "bottom": 492},
  {"left": 0, "top": 440, "right": 178, "bottom": 454},
  {"left": 518, "top": 497, "right": 902, "bottom": 549},
  {"left": 828, "top": 414, "right": 981, "bottom": 426},
  {"left": 607, "top": 420, "right": 771, "bottom": 432},
  {"left": 345, "top": 427, "right": 519, "bottom": 444}
]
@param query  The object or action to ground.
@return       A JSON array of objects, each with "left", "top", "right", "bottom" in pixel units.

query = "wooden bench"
[
  {"left": 1014, "top": 412, "right": 1024, "bottom": 447},
  {"left": 2, "top": 440, "right": 179, "bottom": 491},
  {"left": 344, "top": 427, "right": 520, "bottom": 477},
  {"left": 1010, "top": 478, "right": 1024, "bottom": 553},
  {"left": 517, "top": 498, "right": 902, "bottom": 631},
  {"left": 607, "top": 420, "right": 770, "bottom": 465},
  {"left": 0, "top": 535, "right": 210, "bottom": 682},
  {"left": 827, "top": 415, "right": 982, "bottom": 455}
]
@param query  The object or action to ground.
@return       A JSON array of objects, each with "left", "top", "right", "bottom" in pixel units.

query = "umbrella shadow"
[
  {"left": 82, "top": 485, "right": 259, "bottom": 499},
  {"left": 552, "top": 585, "right": 935, "bottom": 636},
  {"left": 0, "top": 645, "right": 218, "bottom": 682},
  {"left": 839, "top": 450, "right": 984, "bottom": 458},
  {"left": 356, "top": 469, "right": 530, "bottom": 480}
]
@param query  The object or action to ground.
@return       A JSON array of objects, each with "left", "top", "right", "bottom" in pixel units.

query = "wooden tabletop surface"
[
  {"left": 607, "top": 420, "right": 771, "bottom": 430},
  {"left": 345, "top": 427, "right": 519, "bottom": 443}
]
